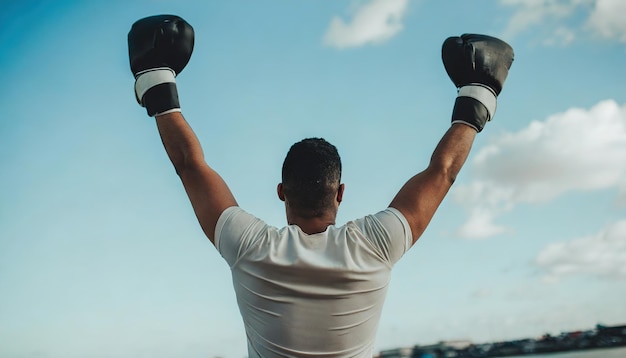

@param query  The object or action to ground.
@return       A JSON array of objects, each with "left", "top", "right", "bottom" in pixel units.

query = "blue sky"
[{"left": 1, "top": 1, "right": 626, "bottom": 357}]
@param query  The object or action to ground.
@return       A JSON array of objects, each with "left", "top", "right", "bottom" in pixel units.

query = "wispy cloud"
[
  {"left": 500, "top": 0, "right": 585, "bottom": 37},
  {"left": 586, "top": 0, "right": 626, "bottom": 43},
  {"left": 323, "top": 0, "right": 409, "bottom": 49},
  {"left": 499, "top": 0, "right": 626, "bottom": 45},
  {"left": 535, "top": 220, "right": 626, "bottom": 282},
  {"left": 454, "top": 99, "right": 626, "bottom": 239}
]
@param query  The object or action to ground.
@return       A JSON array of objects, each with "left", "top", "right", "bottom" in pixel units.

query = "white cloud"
[
  {"left": 542, "top": 26, "right": 576, "bottom": 46},
  {"left": 500, "top": 0, "right": 586, "bottom": 38},
  {"left": 454, "top": 99, "right": 626, "bottom": 239},
  {"left": 470, "top": 287, "right": 492, "bottom": 299},
  {"left": 323, "top": 0, "right": 409, "bottom": 49},
  {"left": 586, "top": 0, "right": 626, "bottom": 43},
  {"left": 535, "top": 220, "right": 626, "bottom": 281},
  {"left": 455, "top": 205, "right": 509, "bottom": 239},
  {"left": 499, "top": 0, "right": 626, "bottom": 45}
]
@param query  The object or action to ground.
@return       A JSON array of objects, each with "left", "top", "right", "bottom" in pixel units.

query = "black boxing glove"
[
  {"left": 442, "top": 34, "right": 514, "bottom": 132},
  {"left": 128, "top": 15, "right": 194, "bottom": 117}
]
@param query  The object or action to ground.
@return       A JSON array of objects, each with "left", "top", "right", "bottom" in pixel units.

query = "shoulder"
[
  {"left": 215, "top": 207, "right": 253, "bottom": 240},
  {"left": 346, "top": 208, "right": 412, "bottom": 264},
  {"left": 215, "top": 207, "right": 276, "bottom": 264},
  {"left": 349, "top": 208, "right": 410, "bottom": 235}
]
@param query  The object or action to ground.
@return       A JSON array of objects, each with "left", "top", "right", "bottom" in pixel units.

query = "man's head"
[{"left": 279, "top": 138, "right": 343, "bottom": 218}]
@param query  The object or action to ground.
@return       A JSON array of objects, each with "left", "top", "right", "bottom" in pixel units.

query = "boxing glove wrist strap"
[
  {"left": 134, "top": 68, "right": 181, "bottom": 117},
  {"left": 450, "top": 84, "right": 498, "bottom": 132},
  {"left": 458, "top": 84, "right": 497, "bottom": 121},
  {"left": 134, "top": 68, "right": 176, "bottom": 104}
]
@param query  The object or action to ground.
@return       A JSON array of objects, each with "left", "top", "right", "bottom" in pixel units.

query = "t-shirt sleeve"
[
  {"left": 353, "top": 207, "right": 412, "bottom": 265},
  {"left": 214, "top": 206, "right": 270, "bottom": 267}
]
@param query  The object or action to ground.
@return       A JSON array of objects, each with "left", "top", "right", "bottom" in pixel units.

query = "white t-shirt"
[{"left": 215, "top": 207, "right": 412, "bottom": 357}]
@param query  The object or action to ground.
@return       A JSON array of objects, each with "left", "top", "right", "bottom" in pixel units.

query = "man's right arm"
[
  {"left": 390, "top": 123, "right": 476, "bottom": 245},
  {"left": 390, "top": 34, "right": 514, "bottom": 245}
]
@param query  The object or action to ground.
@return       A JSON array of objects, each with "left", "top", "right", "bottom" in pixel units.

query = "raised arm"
[
  {"left": 128, "top": 15, "right": 236, "bottom": 244},
  {"left": 391, "top": 34, "right": 514, "bottom": 245},
  {"left": 155, "top": 112, "right": 237, "bottom": 244},
  {"left": 390, "top": 124, "right": 475, "bottom": 244}
]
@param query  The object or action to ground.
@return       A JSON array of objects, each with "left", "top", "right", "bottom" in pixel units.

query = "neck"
[{"left": 287, "top": 212, "right": 337, "bottom": 235}]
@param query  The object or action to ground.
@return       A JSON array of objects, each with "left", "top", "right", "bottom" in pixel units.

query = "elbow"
[
  {"left": 446, "top": 165, "right": 458, "bottom": 185},
  {"left": 429, "top": 160, "right": 458, "bottom": 187},
  {"left": 173, "top": 164, "right": 186, "bottom": 177},
  {"left": 442, "top": 167, "right": 457, "bottom": 187},
  {"left": 170, "top": 156, "right": 188, "bottom": 176},
  {"left": 171, "top": 155, "right": 204, "bottom": 177},
  {"left": 446, "top": 171, "right": 457, "bottom": 186}
]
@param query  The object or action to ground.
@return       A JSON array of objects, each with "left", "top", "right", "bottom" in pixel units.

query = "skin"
[
  {"left": 155, "top": 111, "right": 476, "bottom": 246},
  {"left": 389, "top": 123, "right": 476, "bottom": 244},
  {"left": 276, "top": 182, "right": 345, "bottom": 235},
  {"left": 155, "top": 112, "right": 237, "bottom": 244}
]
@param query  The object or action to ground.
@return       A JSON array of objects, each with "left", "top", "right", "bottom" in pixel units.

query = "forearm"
[
  {"left": 155, "top": 111, "right": 205, "bottom": 173},
  {"left": 429, "top": 123, "right": 476, "bottom": 184},
  {"left": 389, "top": 123, "right": 476, "bottom": 242},
  {"left": 389, "top": 34, "right": 511, "bottom": 243},
  {"left": 129, "top": 16, "right": 239, "bottom": 244}
]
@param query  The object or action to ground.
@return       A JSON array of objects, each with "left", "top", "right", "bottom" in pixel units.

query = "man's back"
[{"left": 215, "top": 207, "right": 412, "bottom": 357}]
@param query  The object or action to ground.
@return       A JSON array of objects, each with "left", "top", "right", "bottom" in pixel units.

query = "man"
[{"left": 128, "top": 15, "right": 513, "bottom": 358}]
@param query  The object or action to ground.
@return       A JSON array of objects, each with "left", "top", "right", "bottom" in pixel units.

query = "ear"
[
  {"left": 277, "top": 183, "right": 286, "bottom": 201},
  {"left": 336, "top": 183, "right": 345, "bottom": 204}
]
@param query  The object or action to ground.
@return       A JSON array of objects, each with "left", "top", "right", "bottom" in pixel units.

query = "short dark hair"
[{"left": 281, "top": 138, "right": 342, "bottom": 218}]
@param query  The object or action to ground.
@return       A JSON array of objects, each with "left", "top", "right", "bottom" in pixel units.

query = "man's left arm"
[
  {"left": 128, "top": 15, "right": 237, "bottom": 244},
  {"left": 155, "top": 111, "right": 237, "bottom": 244}
]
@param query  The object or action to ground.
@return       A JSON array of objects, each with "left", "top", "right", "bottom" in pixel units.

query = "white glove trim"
[
  {"left": 134, "top": 68, "right": 176, "bottom": 105},
  {"left": 451, "top": 120, "right": 480, "bottom": 132},
  {"left": 155, "top": 108, "right": 182, "bottom": 117},
  {"left": 458, "top": 84, "right": 497, "bottom": 121}
]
